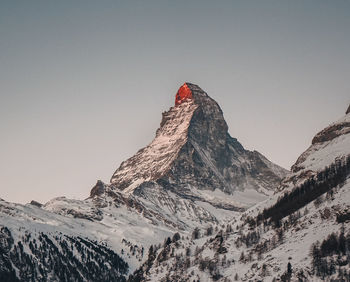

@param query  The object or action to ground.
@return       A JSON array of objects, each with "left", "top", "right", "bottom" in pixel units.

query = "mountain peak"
[
  {"left": 174, "top": 82, "right": 210, "bottom": 106},
  {"left": 108, "top": 84, "right": 288, "bottom": 206},
  {"left": 175, "top": 83, "right": 193, "bottom": 105},
  {"left": 290, "top": 105, "right": 350, "bottom": 177}
]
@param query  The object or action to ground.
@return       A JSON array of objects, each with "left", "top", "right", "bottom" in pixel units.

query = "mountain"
[
  {"left": 280, "top": 105, "right": 350, "bottom": 191},
  {"left": 85, "top": 83, "right": 288, "bottom": 232},
  {"left": 132, "top": 104, "right": 350, "bottom": 282},
  {"left": 85, "top": 82, "right": 289, "bottom": 231},
  {"left": 108, "top": 82, "right": 287, "bottom": 208},
  {"left": 0, "top": 82, "right": 299, "bottom": 282}
]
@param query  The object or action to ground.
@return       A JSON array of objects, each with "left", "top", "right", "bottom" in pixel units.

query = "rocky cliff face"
[
  {"left": 110, "top": 93, "right": 198, "bottom": 195},
  {"left": 311, "top": 110, "right": 350, "bottom": 145},
  {"left": 110, "top": 83, "right": 288, "bottom": 206}
]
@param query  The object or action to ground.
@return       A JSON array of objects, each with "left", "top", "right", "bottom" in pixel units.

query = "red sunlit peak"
[{"left": 175, "top": 83, "right": 193, "bottom": 106}]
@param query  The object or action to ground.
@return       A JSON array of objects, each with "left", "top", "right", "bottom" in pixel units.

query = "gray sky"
[{"left": 1, "top": 0, "right": 349, "bottom": 204}]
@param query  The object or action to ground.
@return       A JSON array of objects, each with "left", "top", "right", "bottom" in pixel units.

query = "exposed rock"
[
  {"left": 44, "top": 197, "right": 104, "bottom": 221},
  {"left": 346, "top": 103, "right": 350, "bottom": 115},
  {"left": 282, "top": 104, "right": 350, "bottom": 190},
  {"left": 291, "top": 114, "right": 350, "bottom": 175},
  {"left": 312, "top": 121, "right": 350, "bottom": 144},
  {"left": 336, "top": 208, "right": 350, "bottom": 223},
  {"left": 0, "top": 227, "right": 13, "bottom": 253},
  {"left": 29, "top": 200, "right": 42, "bottom": 208},
  {"left": 90, "top": 180, "right": 106, "bottom": 197},
  {"left": 66, "top": 208, "right": 103, "bottom": 221},
  {"left": 175, "top": 83, "right": 193, "bottom": 105}
]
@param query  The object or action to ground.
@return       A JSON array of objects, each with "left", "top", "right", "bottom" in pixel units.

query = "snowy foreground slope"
[{"left": 131, "top": 106, "right": 350, "bottom": 282}]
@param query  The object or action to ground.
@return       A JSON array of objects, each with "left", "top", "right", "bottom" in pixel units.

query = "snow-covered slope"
[
  {"left": 0, "top": 194, "right": 178, "bottom": 278},
  {"left": 132, "top": 105, "right": 350, "bottom": 282},
  {"left": 0, "top": 198, "right": 129, "bottom": 281},
  {"left": 110, "top": 100, "right": 198, "bottom": 195},
  {"left": 135, "top": 178, "right": 350, "bottom": 282},
  {"left": 280, "top": 108, "right": 350, "bottom": 191}
]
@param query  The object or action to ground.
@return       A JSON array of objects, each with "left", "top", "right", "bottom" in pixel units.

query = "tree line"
[
  {"left": 310, "top": 228, "right": 350, "bottom": 279},
  {"left": 256, "top": 155, "right": 350, "bottom": 226}
]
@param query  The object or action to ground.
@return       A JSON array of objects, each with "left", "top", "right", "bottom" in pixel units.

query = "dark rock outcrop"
[
  {"left": 29, "top": 200, "right": 42, "bottom": 208},
  {"left": 312, "top": 121, "right": 350, "bottom": 145},
  {"left": 90, "top": 180, "right": 106, "bottom": 197}
]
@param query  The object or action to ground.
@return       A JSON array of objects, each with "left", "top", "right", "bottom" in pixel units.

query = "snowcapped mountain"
[
  {"left": 82, "top": 83, "right": 288, "bottom": 232},
  {"left": 133, "top": 104, "right": 350, "bottom": 282},
  {"left": 4, "top": 83, "right": 346, "bottom": 282},
  {"left": 280, "top": 106, "right": 350, "bottom": 191},
  {"left": 109, "top": 82, "right": 287, "bottom": 208},
  {"left": 0, "top": 83, "right": 289, "bottom": 281}
]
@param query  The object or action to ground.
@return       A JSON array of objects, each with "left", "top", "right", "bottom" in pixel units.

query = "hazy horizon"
[{"left": 1, "top": 0, "right": 349, "bottom": 204}]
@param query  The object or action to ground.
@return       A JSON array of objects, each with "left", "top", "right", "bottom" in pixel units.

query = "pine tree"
[{"left": 192, "top": 227, "right": 200, "bottom": 240}]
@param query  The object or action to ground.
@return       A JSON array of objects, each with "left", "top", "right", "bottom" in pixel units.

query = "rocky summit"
[{"left": 109, "top": 83, "right": 288, "bottom": 208}]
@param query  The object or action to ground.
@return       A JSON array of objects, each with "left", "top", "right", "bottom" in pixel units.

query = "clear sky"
[{"left": 1, "top": 0, "right": 349, "bottom": 204}]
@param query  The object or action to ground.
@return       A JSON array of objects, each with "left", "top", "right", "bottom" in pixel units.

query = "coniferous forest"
[
  {"left": 310, "top": 229, "right": 350, "bottom": 280},
  {"left": 256, "top": 155, "right": 350, "bottom": 226},
  {"left": 0, "top": 227, "right": 128, "bottom": 282}
]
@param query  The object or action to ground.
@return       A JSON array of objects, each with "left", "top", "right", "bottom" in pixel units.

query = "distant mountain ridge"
[{"left": 279, "top": 103, "right": 350, "bottom": 191}]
